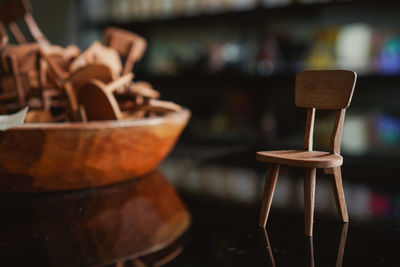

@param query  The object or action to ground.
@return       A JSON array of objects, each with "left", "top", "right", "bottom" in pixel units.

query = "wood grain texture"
[
  {"left": 259, "top": 164, "right": 280, "bottom": 228},
  {"left": 0, "top": 170, "right": 190, "bottom": 266},
  {"left": 295, "top": 70, "right": 356, "bottom": 110},
  {"left": 256, "top": 150, "right": 343, "bottom": 168},
  {"left": 304, "top": 168, "right": 316, "bottom": 236},
  {"left": 0, "top": 109, "right": 190, "bottom": 192}
]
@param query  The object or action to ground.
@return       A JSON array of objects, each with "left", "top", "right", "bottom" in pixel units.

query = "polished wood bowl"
[{"left": 0, "top": 108, "right": 190, "bottom": 192}]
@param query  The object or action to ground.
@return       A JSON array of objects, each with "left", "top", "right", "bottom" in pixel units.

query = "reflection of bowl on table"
[
  {"left": 0, "top": 109, "right": 190, "bottom": 192},
  {"left": 0, "top": 170, "right": 191, "bottom": 266}
]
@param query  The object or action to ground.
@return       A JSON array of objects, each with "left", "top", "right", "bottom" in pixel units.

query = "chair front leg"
[
  {"left": 304, "top": 168, "right": 316, "bottom": 236},
  {"left": 332, "top": 167, "right": 349, "bottom": 222},
  {"left": 259, "top": 164, "right": 280, "bottom": 228}
]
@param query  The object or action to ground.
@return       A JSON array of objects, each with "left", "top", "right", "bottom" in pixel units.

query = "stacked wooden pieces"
[{"left": 0, "top": 0, "right": 182, "bottom": 123}]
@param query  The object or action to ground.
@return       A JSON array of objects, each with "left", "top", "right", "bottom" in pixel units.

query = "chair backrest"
[
  {"left": 0, "top": 0, "right": 50, "bottom": 46},
  {"left": 103, "top": 27, "right": 147, "bottom": 75},
  {"left": 295, "top": 70, "right": 357, "bottom": 154}
]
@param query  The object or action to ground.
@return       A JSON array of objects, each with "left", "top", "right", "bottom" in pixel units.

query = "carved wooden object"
[
  {"left": 0, "top": 0, "right": 49, "bottom": 46},
  {"left": 257, "top": 70, "right": 356, "bottom": 236},
  {"left": 0, "top": 109, "right": 190, "bottom": 192},
  {"left": 69, "top": 41, "right": 122, "bottom": 78},
  {"left": 104, "top": 27, "right": 147, "bottom": 75}
]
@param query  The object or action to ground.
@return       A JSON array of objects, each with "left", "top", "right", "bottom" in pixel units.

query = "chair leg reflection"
[
  {"left": 262, "top": 223, "right": 348, "bottom": 267},
  {"left": 306, "top": 236, "right": 315, "bottom": 267},
  {"left": 336, "top": 223, "right": 348, "bottom": 267},
  {"left": 262, "top": 228, "right": 276, "bottom": 267}
]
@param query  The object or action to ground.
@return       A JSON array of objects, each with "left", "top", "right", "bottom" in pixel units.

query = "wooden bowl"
[{"left": 0, "top": 109, "right": 190, "bottom": 192}]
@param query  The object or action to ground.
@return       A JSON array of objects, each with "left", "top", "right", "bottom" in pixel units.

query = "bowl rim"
[{"left": 8, "top": 108, "right": 191, "bottom": 131}]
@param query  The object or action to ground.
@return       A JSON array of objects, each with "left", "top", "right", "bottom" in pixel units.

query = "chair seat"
[{"left": 256, "top": 150, "right": 343, "bottom": 168}]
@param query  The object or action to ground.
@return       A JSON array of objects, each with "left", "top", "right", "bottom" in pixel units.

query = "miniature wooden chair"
[
  {"left": 0, "top": 43, "right": 75, "bottom": 120},
  {"left": 257, "top": 70, "right": 357, "bottom": 236},
  {"left": 0, "top": 43, "right": 44, "bottom": 111},
  {"left": 103, "top": 27, "right": 147, "bottom": 75},
  {"left": 38, "top": 48, "right": 117, "bottom": 121},
  {"left": 0, "top": 0, "right": 49, "bottom": 46},
  {"left": 77, "top": 73, "right": 134, "bottom": 121},
  {"left": 69, "top": 41, "right": 122, "bottom": 78},
  {"left": 0, "top": 44, "right": 78, "bottom": 119},
  {"left": 77, "top": 73, "right": 180, "bottom": 121},
  {"left": 0, "top": 0, "right": 80, "bottom": 70}
]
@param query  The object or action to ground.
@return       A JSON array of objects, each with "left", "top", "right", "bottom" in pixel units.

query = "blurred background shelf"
[{"left": 82, "top": 0, "right": 400, "bottom": 27}]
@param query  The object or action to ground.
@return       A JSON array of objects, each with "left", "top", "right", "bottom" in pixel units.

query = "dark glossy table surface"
[{"left": 1, "top": 165, "right": 400, "bottom": 266}]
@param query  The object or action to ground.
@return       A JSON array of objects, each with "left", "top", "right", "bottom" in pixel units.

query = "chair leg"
[
  {"left": 304, "top": 168, "right": 316, "bottom": 236},
  {"left": 259, "top": 164, "right": 280, "bottom": 228},
  {"left": 332, "top": 167, "right": 349, "bottom": 222}
]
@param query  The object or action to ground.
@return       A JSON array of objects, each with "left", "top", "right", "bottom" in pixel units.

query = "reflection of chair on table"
[
  {"left": 263, "top": 223, "right": 348, "bottom": 267},
  {"left": 257, "top": 70, "right": 357, "bottom": 236}
]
